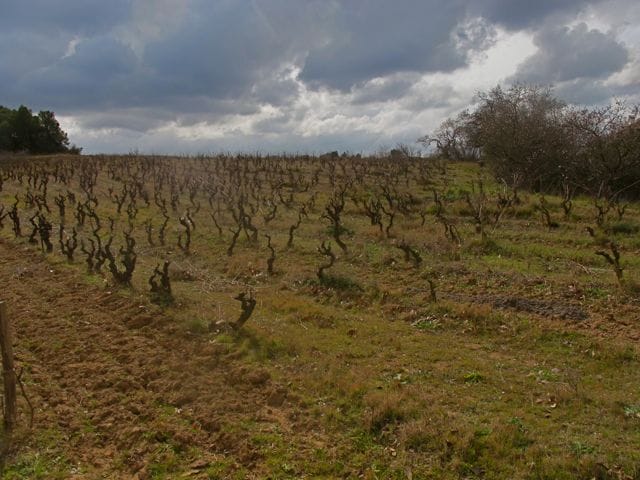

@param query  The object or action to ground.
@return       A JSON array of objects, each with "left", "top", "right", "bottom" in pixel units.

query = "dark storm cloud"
[
  {"left": 0, "top": 0, "right": 136, "bottom": 111},
  {"left": 0, "top": 0, "right": 635, "bottom": 153},
  {"left": 2, "top": 1, "right": 316, "bottom": 115},
  {"left": 12, "top": 36, "right": 139, "bottom": 110},
  {"left": 298, "top": 1, "right": 469, "bottom": 90},
  {"left": 0, "top": 0, "right": 131, "bottom": 34},
  {"left": 1, "top": 0, "right": 607, "bottom": 112},
  {"left": 78, "top": 99, "right": 262, "bottom": 132},
  {"left": 298, "top": 0, "right": 593, "bottom": 91},
  {"left": 554, "top": 79, "right": 616, "bottom": 105},
  {"left": 512, "top": 23, "right": 629, "bottom": 84},
  {"left": 78, "top": 110, "right": 170, "bottom": 133},
  {"left": 142, "top": 2, "right": 288, "bottom": 99},
  {"left": 0, "top": 31, "right": 69, "bottom": 77},
  {"left": 555, "top": 75, "right": 640, "bottom": 106},
  {"left": 469, "top": 0, "right": 593, "bottom": 29}
]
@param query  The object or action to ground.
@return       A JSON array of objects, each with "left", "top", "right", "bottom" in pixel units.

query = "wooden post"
[{"left": 0, "top": 302, "right": 16, "bottom": 433}]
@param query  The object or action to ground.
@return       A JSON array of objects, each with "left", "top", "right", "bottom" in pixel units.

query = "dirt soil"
[
  {"left": 0, "top": 240, "right": 317, "bottom": 478},
  {"left": 466, "top": 293, "right": 589, "bottom": 321},
  {"left": 442, "top": 288, "right": 640, "bottom": 341}
]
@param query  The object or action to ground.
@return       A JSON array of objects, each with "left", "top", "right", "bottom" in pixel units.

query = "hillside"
[{"left": 0, "top": 154, "right": 639, "bottom": 479}]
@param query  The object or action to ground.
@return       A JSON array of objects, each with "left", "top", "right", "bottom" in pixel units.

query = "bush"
[{"left": 0, "top": 105, "right": 80, "bottom": 154}]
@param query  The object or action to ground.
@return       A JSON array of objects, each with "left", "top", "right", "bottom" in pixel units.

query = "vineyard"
[{"left": 0, "top": 153, "right": 639, "bottom": 479}]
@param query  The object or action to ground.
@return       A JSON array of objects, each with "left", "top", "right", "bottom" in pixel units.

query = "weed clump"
[{"left": 364, "top": 391, "right": 411, "bottom": 435}]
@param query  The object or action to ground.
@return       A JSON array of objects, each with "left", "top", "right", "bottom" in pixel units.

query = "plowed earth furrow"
[{"left": 0, "top": 240, "right": 305, "bottom": 478}]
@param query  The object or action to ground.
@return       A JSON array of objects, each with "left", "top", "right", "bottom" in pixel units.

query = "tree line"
[
  {"left": 0, "top": 105, "right": 81, "bottom": 155},
  {"left": 422, "top": 84, "right": 640, "bottom": 201}
]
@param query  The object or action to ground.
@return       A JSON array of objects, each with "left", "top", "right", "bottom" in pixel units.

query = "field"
[{"left": 0, "top": 153, "right": 639, "bottom": 479}]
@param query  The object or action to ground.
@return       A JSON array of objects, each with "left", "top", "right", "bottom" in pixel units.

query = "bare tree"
[{"left": 419, "top": 110, "right": 479, "bottom": 162}]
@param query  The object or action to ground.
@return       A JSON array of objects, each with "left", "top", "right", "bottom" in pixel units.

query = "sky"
[{"left": 1, "top": 0, "right": 639, "bottom": 155}]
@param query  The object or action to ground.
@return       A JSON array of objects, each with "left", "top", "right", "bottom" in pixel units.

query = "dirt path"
[{"left": 0, "top": 240, "right": 306, "bottom": 478}]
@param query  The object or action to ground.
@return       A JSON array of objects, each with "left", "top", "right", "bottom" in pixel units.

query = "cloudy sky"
[{"left": 1, "top": 0, "right": 639, "bottom": 154}]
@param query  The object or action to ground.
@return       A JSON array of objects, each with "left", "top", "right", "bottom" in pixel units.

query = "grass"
[
  {"left": 2, "top": 452, "right": 72, "bottom": 480},
  {"left": 1, "top": 155, "right": 640, "bottom": 477},
  {"left": 623, "top": 404, "right": 640, "bottom": 418},
  {"left": 2, "top": 429, "right": 74, "bottom": 480}
]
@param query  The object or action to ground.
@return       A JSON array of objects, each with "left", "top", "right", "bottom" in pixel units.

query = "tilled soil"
[
  {"left": 442, "top": 285, "right": 640, "bottom": 341},
  {"left": 0, "top": 240, "right": 315, "bottom": 478}
]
